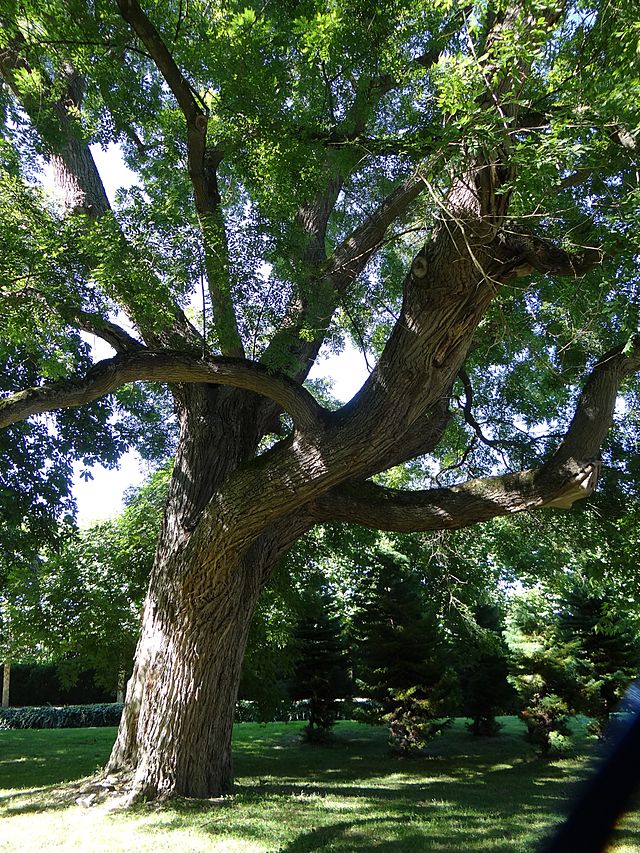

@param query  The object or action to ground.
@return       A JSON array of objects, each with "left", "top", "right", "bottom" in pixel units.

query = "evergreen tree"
[
  {"left": 508, "top": 590, "right": 580, "bottom": 754},
  {"left": 459, "top": 603, "right": 514, "bottom": 736},
  {"left": 512, "top": 640, "right": 579, "bottom": 755},
  {"left": 352, "top": 547, "right": 458, "bottom": 754},
  {"left": 289, "top": 589, "right": 351, "bottom": 741},
  {"left": 556, "top": 580, "right": 640, "bottom": 736}
]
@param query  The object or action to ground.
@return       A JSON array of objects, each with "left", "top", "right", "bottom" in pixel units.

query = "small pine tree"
[
  {"left": 507, "top": 590, "right": 579, "bottom": 755},
  {"left": 351, "top": 547, "right": 458, "bottom": 755},
  {"left": 459, "top": 603, "right": 514, "bottom": 736},
  {"left": 556, "top": 580, "right": 640, "bottom": 737},
  {"left": 289, "top": 589, "right": 351, "bottom": 741},
  {"left": 512, "top": 641, "right": 578, "bottom": 755}
]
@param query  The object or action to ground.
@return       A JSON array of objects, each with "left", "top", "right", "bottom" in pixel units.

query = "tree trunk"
[
  {"left": 107, "top": 385, "right": 304, "bottom": 799},
  {"left": 2, "top": 660, "right": 10, "bottom": 708},
  {"left": 116, "top": 671, "right": 126, "bottom": 704},
  {"left": 108, "top": 548, "right": 263, "bottom": 798}
]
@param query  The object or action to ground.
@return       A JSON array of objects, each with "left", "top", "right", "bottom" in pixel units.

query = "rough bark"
[
  {"left": 2, "top": 660, "right": 10, "bottom": 708},
  {"left": 105, "top": 380, "right": 312, "bottom": 799},
  {"left": 108, "top": 520, "right": 311, "bottom": 799},
  {"left": 108, "top": 546, "right": 263, "bottom": 799}
]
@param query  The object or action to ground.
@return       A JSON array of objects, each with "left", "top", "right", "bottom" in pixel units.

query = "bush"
[
  {"left": 0, "top": 703, "right": 123, "bottom": 729},
  {"left": 384, "top": 688, "right": 453, "bottom": 755},
  {"left": 520, "top": 693, "right": 573, "bottom": 754}
]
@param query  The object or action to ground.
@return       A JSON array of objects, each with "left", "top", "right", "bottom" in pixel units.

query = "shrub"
[
  {"left": 519, "top": 691, "right": 573, "bottom": 754},
  {"left": 384, "top": 687, "right": 453, "bottom": 755},
  {"left": 0, "top": 703, "right": 123, "bottom": 729}
]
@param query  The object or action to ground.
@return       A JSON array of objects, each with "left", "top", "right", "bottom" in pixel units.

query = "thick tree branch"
[
  {"left": 554, "top": 338, "right": 640, "bottom": 464},
  {"left": 0, "top": 34, "right": 203, "bottom": 351},
  {"left": 0, "top": 352, "right": 329, "bottom": 432},
  {"left": 498, "top": 229, "right": 606, "bottom": 281},
  {"left": 356, "top": 396, "right": 453, "bottom": 480},
  {"left": 324, "top": 173, "right": 427, "bottom": 291},
  {"left": 309, "top": 459, "right": 600, "bottom": 532},
  {"left": 261, "top": 172, "right": 427, "bottom": 379},
  {"left": 116, "top": 0, "right": 244, "bottom": 357},
  {"left": 115, "top": 0, "right": 201, "bottom": 128},
  {"left": 71, "top": 312, "right": 145, "bottom": 353},
  {"left": 0, "top": 40, "right": 110, "bottom": 218},
  {"left": 310, "top": 336, "right": 640, "bottom": 530}
]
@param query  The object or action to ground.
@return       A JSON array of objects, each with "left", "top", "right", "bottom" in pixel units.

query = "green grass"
[{"left": 1, "top": 719, "right": 639, "bottom": 851}]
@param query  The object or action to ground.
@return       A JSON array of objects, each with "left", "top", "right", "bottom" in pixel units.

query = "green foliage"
[
  {"left": 0, "top": 703, "right": 123, "bottom": 730},
  {"left": 508, "top": 589, "right": 582, "bottom": 754},
  {"left": 382, "top": 683, "right": 456, "bottom": 755},
  {"left": 555, "top": 579, "right": 640, "bottom": 736},
  {"left": 0, "top": 0, "right": 637, "bottom": 515},
  {"left": 459, "top": 603, "right": 515, "bottom": 736},
  {"left": 5, "top": 0, "right": 637, "bottom": 382},
  {"left": 519, "top": 692, "right": 573, "bottom": 756},
  {"left": 351, "top": 545, "right": 459, "bottom": 754},
  {"left": 0, "top": 465, "right": 170, "bottom": 687},
  {"left": 289, "top": 587, "right": 351, "bottom": 741}
]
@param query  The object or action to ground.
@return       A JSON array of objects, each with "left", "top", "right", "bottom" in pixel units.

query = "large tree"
[{"left": 1, "top": 0, "right": 639, "bottom": 799}]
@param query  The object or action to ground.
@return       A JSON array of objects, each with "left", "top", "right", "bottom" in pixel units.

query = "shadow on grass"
[
  {"left": 278, "top": 815, "right": 532, "bottom": 852},
  {"left": 138, "top": 750, "right": 584, "bottom": 853},
  {"left": 147, "top": 785, "right": 560, "bottom": 852},
  {"left": 0, "top": 727, "right": 115, "bottom": 792},
  {"left": 0, "top": 785, "right": 85, "bottom": 817},
  {"left": 0, "top": 720, "right": 618, "bottom": 852}
]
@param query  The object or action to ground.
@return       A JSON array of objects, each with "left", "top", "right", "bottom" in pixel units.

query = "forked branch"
[{"left": 116, "top": 0, "right": 245, "bottom": 357}]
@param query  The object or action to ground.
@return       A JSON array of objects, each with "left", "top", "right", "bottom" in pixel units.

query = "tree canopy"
[{"left": 1, "top": 0, "right": 639, "bottom": 801}]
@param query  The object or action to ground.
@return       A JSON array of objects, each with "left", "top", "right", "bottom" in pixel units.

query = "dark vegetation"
[{"left": 0, "top": 703, "right": 123, "bottom": 730}]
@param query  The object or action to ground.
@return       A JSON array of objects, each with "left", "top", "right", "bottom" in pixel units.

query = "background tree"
[
  {"left": 351, "top": 546, "right": 458, "bottom": 754},
  {"left": 289, "top": 587, "right": 351, "bottom": 741},
  {"left": 1, "top": 0, "right": 639, "bottom": 799},
  {"left": 458, "top": 602, "right": 514, "bottom": 736},
  {"left": 0, "top": 465, "right": 169, "bottom": 694},
  {"left": 507, "top": 589, "right": 581, "bottom": 755},
  {"left": 555, "top": 579, "right": 640, "bottom": 737}
]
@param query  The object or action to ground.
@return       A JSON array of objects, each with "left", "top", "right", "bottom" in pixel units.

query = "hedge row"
[
  {"left": 0, "top": 699, "right": 368, "bottom": 729},
  {"left": 0, "top": 703, "right": 124, "bottom": 729},
  {"left": 0, "top": 701, "right": 308, "bottom": 729}
]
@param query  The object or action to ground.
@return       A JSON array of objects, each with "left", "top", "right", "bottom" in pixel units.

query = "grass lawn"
[{"left": 1, "top": 718, "right": 639, "bottom": 852}]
